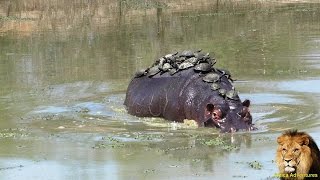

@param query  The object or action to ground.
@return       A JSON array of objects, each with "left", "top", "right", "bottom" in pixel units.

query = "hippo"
[{"left": 124, "top": 50, "right": 255, "bottom": 132}]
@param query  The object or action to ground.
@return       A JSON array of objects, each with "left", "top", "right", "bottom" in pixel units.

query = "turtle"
[
  {"left": 164, "top": 52, "right": 177, "bottom": 59},
  {"left": 185, "top": 57, "right": 198, "bottom": 65},
  {"left": 164, "top": 52, "right": 178, "bottom": 61},
  {"left": 195, "top": 49, "right": 202, "bottom": 53},
  {"left": 178, "top": 61, "right": 194, "bottom": 70},
  {"left": 195, "top": 52, "right": 206, "bottom": 61},
  {"left": 161, "top": 63, "right": 172, "bottom": 72},
  {"left": 180, "top": 50, "right": 195, "bottom": 58},
  {"left": 218, "top": 88, "right": 227, "bottom": 97},
  {"left": 226, "top": 90, "right": 239, "bottom": 100},
  {"left": 206, "top": 57, "right": 217, "bottom": 66},
  {"left": 134, "top": 69, "right": 147, "bottom": 78},
  {"left": 158, "top": 57, "right": 166, "bottom": 66},
  {"left": 169, "top": 68, "right": 178, "bottom": 75},
  {"left": 203, "top": 52, "right": 210, "bottom": 59},
  {"left": 147, "top": 66, "right": 161, "bottom": 77},
  {"left": 175, "top": 57, "right": 186, "bottom": 63},
  {"left": 194, "top": 63, "right": 212, "bottom": 72},
  {"left": 216, "top": 68, "right": 234, "bottom": 81},
  {"left": 211, "top": 83, "right": 220, "bottom": 91},
  {"left": 202, "top": 73, "right": 220, "bottom": 83},
  {"left": 171, "top": 62, "right": 179, "bottom": 69}
]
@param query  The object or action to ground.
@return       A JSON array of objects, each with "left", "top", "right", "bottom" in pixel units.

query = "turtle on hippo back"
[{"left": 124, "top": 50, "right": 255, "bottom": 133}]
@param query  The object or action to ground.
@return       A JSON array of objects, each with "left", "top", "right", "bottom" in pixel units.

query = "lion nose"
[{"left": 284, "top": 159, "right": 292, "bottom": 163}]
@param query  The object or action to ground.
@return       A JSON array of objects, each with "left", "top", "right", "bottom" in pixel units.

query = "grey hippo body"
[{"left": 124, "top": 50, "right": 255, "bottom": 132}]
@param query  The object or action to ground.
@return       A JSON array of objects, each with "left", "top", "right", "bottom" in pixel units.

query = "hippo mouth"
[{"left": 204, "top": 117, "right": 226, "bottom": 129}]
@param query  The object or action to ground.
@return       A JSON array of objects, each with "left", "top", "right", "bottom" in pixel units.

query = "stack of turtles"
[{"left": 134, "top": 50, "right": 239, "bottom": 101}]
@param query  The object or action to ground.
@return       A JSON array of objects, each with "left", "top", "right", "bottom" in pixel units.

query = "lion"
[{"left": 276, "top": 129, "right": 320, "bottom": 180}]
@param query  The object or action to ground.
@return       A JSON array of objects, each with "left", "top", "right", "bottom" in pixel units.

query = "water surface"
[{"left": 1, "top": 1, "right": 320, "bottom": 179}]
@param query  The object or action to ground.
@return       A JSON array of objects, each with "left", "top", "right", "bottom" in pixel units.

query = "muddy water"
[{"left": 1, "top": 1, "right": 320, "bottom": 180}]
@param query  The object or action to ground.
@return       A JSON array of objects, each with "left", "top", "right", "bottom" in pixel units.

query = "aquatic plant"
[
  {"left": 92, "top": 136, "right": 125, "bottom": 149},
  {"left": 200, "top": 137, "right": 238, "bottom": 151},
  {"left": 248, "top": 160, "right": 263, "bottom": 170},
  {"left": 120, "top": 0, "right": 168, "bottom": 10},
  {"left": 0, "top": 128, "right": 29, "bottom": 139}
]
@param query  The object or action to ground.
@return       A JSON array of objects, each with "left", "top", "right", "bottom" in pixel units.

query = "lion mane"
[{"left": 276, "top": 129, "right": 320, "bottom": 179}]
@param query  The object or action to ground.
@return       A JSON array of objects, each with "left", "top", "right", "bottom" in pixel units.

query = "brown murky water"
[{"left": 1, "top": 1, "right": 320, "bottom": 179}]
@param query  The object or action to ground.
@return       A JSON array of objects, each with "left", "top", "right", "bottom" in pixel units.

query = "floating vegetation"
[
  {"left": 92, "top": 136, "right": 125, "bottom": 149},
  {"left": 183, "top": 119, "right": 198, "bottom": 128},
  {"left": 120, "top": 0, "right": 168, "bottom": 10},
  {"left": 92, "top": 142, "right": 125, "bottom": 149},
  {"left": 192, "top": 159, "right": 201, "bottom": 163},
  {"left": 0, "top": 16, "right": 34, "bottom": 21},
  {"left": 248, "top": 161, "right": 263, "bottom": 170},
  {"left": 254, "top": 137, "right": 272, "bottom": 142},
  {"left": 0, "top": 128, "right": 29, "bottom": 139},
  {"left": 200, "top": 137, "right": 238, "bottom": 151},
  {"left": 164, "top": 146, "right": 193, "bottom": 153},
  {"left": 134, "top": 133, "right": 165, "bottom": 141},
  {"left": 75, "top": 107, "right": 90, "bottom": 113},
  {"left": 144, "top": 168, "right": 156, "bottom": 174}
]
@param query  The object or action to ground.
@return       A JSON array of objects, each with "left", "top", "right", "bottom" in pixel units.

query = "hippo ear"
[
  {"left": 206, "top": 104, "right": 215, "bottom": 112},
  {"left": 242, "top": 99, "right": 250, "bottom": 107}
]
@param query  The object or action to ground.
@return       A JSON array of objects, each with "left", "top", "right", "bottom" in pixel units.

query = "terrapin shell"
[
  {"left": 226, "top": 90, "right": 239, "bottom": 100},
  {"left": 134, "top": 69, "right": 146, "bottom": 78},
  {"left": 206, "top": 58, "right": 217, "bottom": 66},
  {"left": 218, "top": 89, "right": 227, "bottom": 97},
  {"left": 147, "top": 66, "right": 160, "bottom": 77},
  {"left": 217, "top": 68, "right": 231, "bottom": 78},
  {"left": 180, "top": 50, "right": 195, "bottom": 57},
  {"left": 202, "top": 73, "right": 220, "bottom": 83},
  {"left": 186, "top": 57, "right": 198, "bottom": 65},
  {"left": 194, "top": 63, "right": 212, "bottom": 72},
  {"left": 203, "top": 52, "right": 210, "bottom": 59},
  {"left": 195, "top": 52, "right": 206, "bottom": 61},
  {"left": 164, "top": 52, "right": 178, "bottom": 61},
  {"left": 169, "top": 68, "right": 178, "bottom": 75},
  {"left": 158, "top": 57, "right": 166, "bottom": 66},
  {"left": 164, "top": 53, "right": 174, "bottom": 59},
  {"left": 175, "top": 57, "right": 186, "bottom": 62},
  {"left": 211, "top": 83, "right": 220, "bottom": 91},
  {"left": 178, "top": 62, "right": 194, "bottom": 70},
  {"left": 161, "top": 63, "right": 172, "bottom": 72}
]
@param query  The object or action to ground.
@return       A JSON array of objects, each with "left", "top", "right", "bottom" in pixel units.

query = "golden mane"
[{"left": 276, "top": 129, "right": 320, "bottom": 180}]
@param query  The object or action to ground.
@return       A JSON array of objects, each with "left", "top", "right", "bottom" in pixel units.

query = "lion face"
[
  {"left": 276, "top": 131, "right": 313, "bottom": 175},
  {"left": 278, "top": 140, "right": 304, "bottom": 173}
]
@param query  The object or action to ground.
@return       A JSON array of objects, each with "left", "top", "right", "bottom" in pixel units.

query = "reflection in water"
[{"left": 1, "top": 1, "right": 320, "bottom": 179}]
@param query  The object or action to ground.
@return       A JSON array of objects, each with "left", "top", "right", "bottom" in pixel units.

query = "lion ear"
[
  {"left": 299, "top": 135, "right": 310, "bottom": 146},
  {"left": 277, "top": 136, "right": 285, "bottom": 145}
]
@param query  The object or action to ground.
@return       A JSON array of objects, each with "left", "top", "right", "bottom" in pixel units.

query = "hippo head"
[{"left": 204, "top": 99, "right": 254, "bottom": 132}]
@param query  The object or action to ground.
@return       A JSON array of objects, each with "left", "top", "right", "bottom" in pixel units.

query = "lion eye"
[
  {"left": 293, "top": 148, "right": 299, "bottom": 152},
  {"left": 282, "top": 148, "right": 287, "bottom": 151}
]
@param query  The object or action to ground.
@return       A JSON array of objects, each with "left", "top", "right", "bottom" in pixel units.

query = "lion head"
[{"left": 276, "top": 130, "right": 320, "bottom": 178}]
